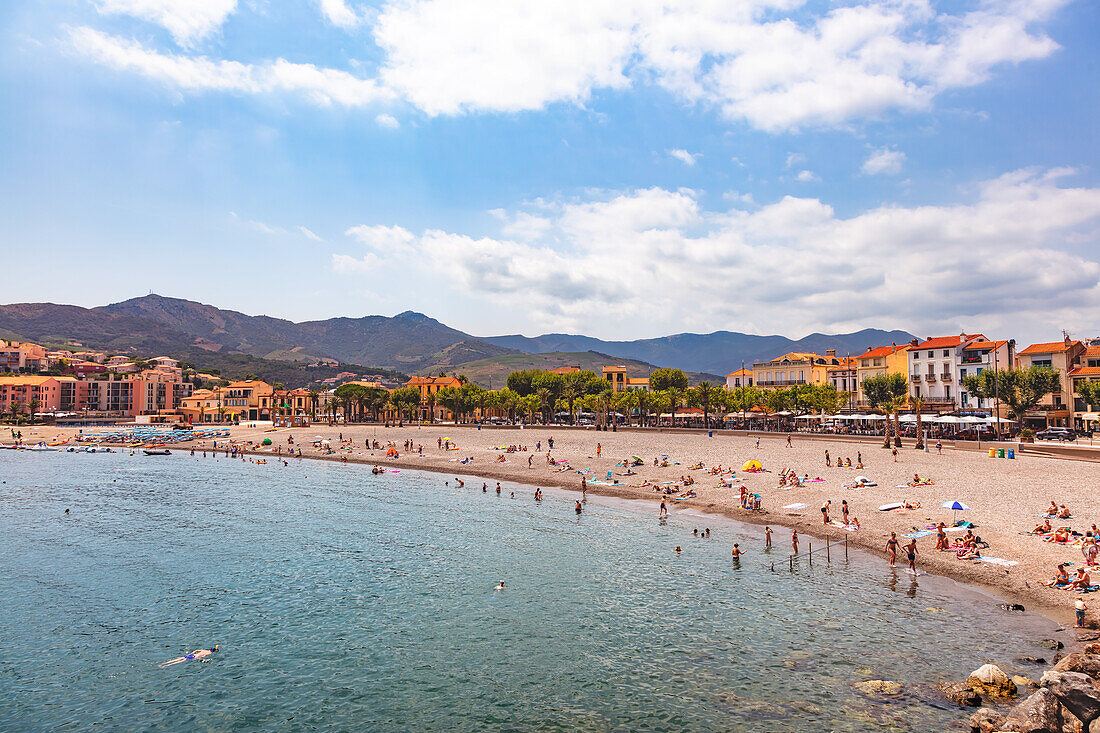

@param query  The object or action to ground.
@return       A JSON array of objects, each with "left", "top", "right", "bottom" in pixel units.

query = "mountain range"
[{"left": 0, "top": 295, "right": 915, "bottom": 385}]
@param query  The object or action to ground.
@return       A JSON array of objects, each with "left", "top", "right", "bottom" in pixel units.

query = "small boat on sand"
[{"left": 143, "top": 449, "right": 172, "bottom": 456}]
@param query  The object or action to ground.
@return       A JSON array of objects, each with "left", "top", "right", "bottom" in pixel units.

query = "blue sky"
[{"left": 1, "top": 0, "right": 1098, "bottom": 343}]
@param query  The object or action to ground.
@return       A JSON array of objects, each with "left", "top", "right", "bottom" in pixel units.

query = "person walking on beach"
[
  {"left": 1077, "top": 597, "right": 1088, "bottom": 628},
  {"left": 936, "top": 440, "right": 942, "bottom": 454},
  {"left": 885, "top": 532, "right": 900, "bottom": 568},
  {"left": 905, "top": 538, "right": 918, "bottom": 574},
  {"left": 791, "top": 530, "right": 799, "bottom": 555},
  {"left": 857, "top": 451, "right": 862, "bottom": 465},
  {"left": 528, "top": 455, "right": 533, "bottom": 468},
  {"left": 821, "top": 500, "right": 831, "bottom": 525},
  {"left": 596, "top": 442, "right": 601, "bottom": 458},
  {"left": 841, "top": 500, "right": 849, "bottom": 526},
  {"left": 659, "top": 500, "right": 668, "bottom": 518},
  {"left": 824, "top": 450, "right": 831, "bottom": 467},
  {"left": 786, "top": 434, "right": 792, "bottom": 447},
  {"left": 891, "top": 447, "right": 898, "bottom": 462},
  {"left": 755, "top": 437, "right": 760, "bottom": 450}
]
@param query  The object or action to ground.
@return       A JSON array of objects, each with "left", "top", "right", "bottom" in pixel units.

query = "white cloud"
[
  {"left": 862, "top": 147, "right": 907, "bottom": 175},
  {"left": 795, "top": 169, "right": 818, "bottom": 183},
  {"left": 298, "top": 226, "right": 323, "bottom": 241},
  {"left": 69, "top": 27, "right": 393, "bottom": 107},
  {"left": 369, "top": 0, "right": 1068, "bottom": 130},
  {"left": 75, "top": 0, "right": 1069, "bottom": 131},
  {"left": 785, "top": 152, "right": 806, "bottom": 169},
  {"left": 332, "top": 252, "right": 379, "bottom": 273},
  {"left": 318, "top": 0, "right": 361, "bottom": 28},
  {"left": 95, "top": 0, "right": 237, "bottom": 46},
  {"left": 331, "top": 169, "right": 1100, "bottom": 336},
  {"left": 375, "top": 112, "right": 400, "bottom": 128},
  {"left": 345, "top": 223, "right": 416, "bottom": 252},
  {"left": 668, "top": 148, "right": 698, "bottom": 166}
]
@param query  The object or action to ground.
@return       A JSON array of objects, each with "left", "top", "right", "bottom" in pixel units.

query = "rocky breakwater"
[{"left": 966, "top": 644, "right": 1100, "bottom": 733}]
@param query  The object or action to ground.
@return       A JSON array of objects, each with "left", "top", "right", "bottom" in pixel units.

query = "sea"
[{"left": 0, "top": 449, "right": 1058, "bottom": 731}]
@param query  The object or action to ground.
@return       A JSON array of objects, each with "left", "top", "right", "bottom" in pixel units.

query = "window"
[
  {"left": 943, "top": 350, "right": 950, "bottom": 357},
  {"left": 927, "top": 351, "right": 934, "bottom": 358},
  {"left": 1032, "top": 359, "right": 1052, "bottom": 369},
  {"left": 976, "top": 368, "right": 983, "bottom": 375},
  {"left": 960, "top": 368, "right": 966, "bottom": 377}
]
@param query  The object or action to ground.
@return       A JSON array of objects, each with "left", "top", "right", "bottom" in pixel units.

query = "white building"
[{"left": 908, "top": 333, "right": 1015, "bottom": 411}]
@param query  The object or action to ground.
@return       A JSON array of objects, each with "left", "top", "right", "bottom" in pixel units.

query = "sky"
[{"left": 1, "top": 0, "right": 1098, "bottom": 344}]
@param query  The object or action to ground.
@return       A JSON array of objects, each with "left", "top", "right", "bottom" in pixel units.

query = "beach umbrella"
[{"left": 941, "top": 500, "right": 971, "bottom": 524}]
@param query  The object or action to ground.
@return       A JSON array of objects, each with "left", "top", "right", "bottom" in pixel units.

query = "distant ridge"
[
  {"left": 0, "top": 294, "right": 915, "bottom": 384},
  {"left": 483, "top": 328, "right": 917, "bottom": 375}
]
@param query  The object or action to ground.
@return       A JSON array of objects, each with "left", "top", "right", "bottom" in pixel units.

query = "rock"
[
  {"left": 1054, "top": 654, "right": 1100, "bottom": 680},
  {"left": 969, "top": 707, "right": 1006, "bottom": 733},
  {"left": 1014, "top": 675, "right": 1041, "bottom": 689},
  {"left": 1077, "top": 631, "right": 1100, "bottom": 642},
  {"left": 1041, "top": 671, "right": 1100, "bottom": 725},
  {"left": 1084, "top": 644, "right": 1100, "bottom": 656},
  {"left": 1042, "top": 640, "right": 1068, "bottom": 650},
  {"left": 1002, "top": 688, "right": 1064, "bottom": 732},
  {"left": 1019, "top": 657, "right": 1049, "bottom": 665},
  {"left": 968, "top": 664, "right": 1019, "bottom": 698},
  {"left": 1001, "top": 603, "right": 1027, "bottom": 612},
  {"left": 854, "top": 679, "right": 904, "bottom": 698},
  {"left": 940, "top": 681, "right": 983, "bottom": 707}
]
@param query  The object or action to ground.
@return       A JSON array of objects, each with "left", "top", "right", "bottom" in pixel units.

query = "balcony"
[
  {"left": 940, "top": 373, "right": 953, "bottom": 382},
  {"left": 925, "top": 373, "right": 938, "bottom": 382},
  {"left": 759, "top": 379, "right": 807, "bottom": 387},
  {"left": 910, "top": 374, "right": 922, "bottom": 382}
]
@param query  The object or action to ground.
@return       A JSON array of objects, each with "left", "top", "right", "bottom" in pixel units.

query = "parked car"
[{"left": 1035, "top": 427, "right": 1077, "bottom": 441}]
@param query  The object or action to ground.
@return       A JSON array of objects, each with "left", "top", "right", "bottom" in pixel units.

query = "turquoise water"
[{"left": 1, "top": 450, "right": 1055, "bottom": 731}]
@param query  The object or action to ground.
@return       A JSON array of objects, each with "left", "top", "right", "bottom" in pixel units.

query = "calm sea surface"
[{"left": 0, "top": 449, "right": 1056, "bottom": 731}]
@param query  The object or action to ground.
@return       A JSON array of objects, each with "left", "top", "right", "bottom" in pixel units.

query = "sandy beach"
[{"left": 15, "top": 423, "right": 1100, "bottom": 625}]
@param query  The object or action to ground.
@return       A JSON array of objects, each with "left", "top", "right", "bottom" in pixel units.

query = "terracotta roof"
[
  {"left": 227, "top": 380, "right": 272, "bottom": 389},
  {"left": 826, "top": 358, "right": 857, "bottom": 370},
  {"left": 1070, "top": 367, "right": 1100, "bottom": 376},
  {"left": 725, "top": 368, "right": 753, "bottom": 377},
  {"left": 1020, "top": 341, "right": 1079, "bottom": 355},
  {"left": 857, "top": 344, "right": 908, "bottom": 359},
  {"left": 1084, "top": 345, "right": 1100, "bottom": 357},
  {"left": 963, "top": 339, "right": 1009, "bottom": 350},
  {"left": 0, "top": 375, "right": 58, "bottom": 386}
]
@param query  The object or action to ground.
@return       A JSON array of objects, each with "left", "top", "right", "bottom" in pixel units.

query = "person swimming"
[
  {"left": 494, "top": 581, "right": 506, "bottom": 590},
  {"left": 158, "top": 645, "right": 219, "bottom": 668}
]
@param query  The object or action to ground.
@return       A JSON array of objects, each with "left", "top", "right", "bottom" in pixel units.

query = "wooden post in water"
[
  {"left": 845, "top": 535, "right": 848, "bottom": 560},
  {"left": 826, "top": 534, "right": 831, "bottom": 562},
  {"left": 808, "top": 540, "right": 812, "bottom": 565}
]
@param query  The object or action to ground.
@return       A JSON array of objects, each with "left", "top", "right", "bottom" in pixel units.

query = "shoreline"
[{"left": 13, "top": 422, "right": 1100, "bottom": 633}]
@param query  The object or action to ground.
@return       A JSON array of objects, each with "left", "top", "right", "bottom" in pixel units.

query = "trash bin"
[
  {"left": 707, "top": 430, "right": 713, "bottom": 438},
  {"left": 988, "top": 448, "right": 996, "bottom": 458},
  {"left": 996, "top": 448, "right": 1005, "bottom": 458},
  {"left": 1007, "top": 448, "right": 1015, "bottom": 459}
]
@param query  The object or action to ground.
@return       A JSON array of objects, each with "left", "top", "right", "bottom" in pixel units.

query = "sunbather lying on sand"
[{"left": 1033, "top": 518, "right": 1053, "bottom": 534}]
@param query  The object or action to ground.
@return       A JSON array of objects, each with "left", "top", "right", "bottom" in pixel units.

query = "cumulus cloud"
[
  {"left": 375, "top": 113, "right": 400, "bottom": 128},
  {"left": 318, "top": 0, "right": 361, "bottom": 28},
  {"left": 795, "top": 169, "right": 819, "bottom": 183},
  {"left": 68, "top": 27, "right": 393, "bottom": 106},
  {"left": 668, "top": 148, "right": 698, "bottom": 165},
  {"left": 371, "top": 0, "right": 1068, "bottom": 130},
  {"left": 74, "top": 0, "right": 1069, "bottom": 130},
  {"left": 332, "top": 169, "right": 1100, "bottom": 335},
  {"left": 345, "top": 223, "right": 416, "bottom": 252},
  {"left": 95, "top": 0, "right": 237, "bottom": 46},
  {"left": 862, "top": 147, "right": 907, "bottom": 175}
]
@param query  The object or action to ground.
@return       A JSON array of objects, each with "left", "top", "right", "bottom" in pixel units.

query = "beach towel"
[
  {"left": 979, "top": 557, "right": 1019, "bottom": 567},
  {"left": 903, "top": 530, "right": 933, "bottom": 539},
  {"left": 782, "top": 503, "right": 810, "bottom": 510}
]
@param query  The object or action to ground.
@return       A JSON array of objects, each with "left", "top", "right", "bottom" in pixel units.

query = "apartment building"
[
  {"left": 908, "top": 333, "right": 1014, "bottom": 411},
  {"left": 1016, "top": 338, "right": 1085, "bottom": 428},
  {"left": 752, "top": 351, "right": 843, "bottom": 390}
]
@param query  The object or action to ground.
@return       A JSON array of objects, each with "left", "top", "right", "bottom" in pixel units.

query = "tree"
[
  {"left": 762, "top": 388, "right": 790, "bottom": 430},
  {"left": 649, "top": 367, "right": 688, "bottom": 392},
  {"left": 1077, "top": 380, "right": 1100, "bottom": 413},
  {"left": 390, "top": 386, "right": 421, "bottom": 425},
  {"left": 961, "top": 366, "right": 1061, "bottom": 425},
  {"left": 862, "top": 373, "right": 907, "bottom": 447},
  {"left": 436, "top": 386, "right": 467, "bottom": 423},
  {"left": 910, "top": 395, "right": 926, "bottom": 449},
  {"left": 27, "top": 398, "right": 40, "bottom": 421},
  {"left": 307, "top": 390, "right": 320, "bottom": 419},
  {"left": 687, "top": 382, "right": 718, "bottom": 427}
]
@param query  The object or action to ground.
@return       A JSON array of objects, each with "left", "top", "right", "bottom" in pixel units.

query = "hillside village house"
[
  {"left": 601, "top": 366, "right": 650, "bottom": 393},
  {"left": 0, "top": 341, "right": 48, "bottom": 372}
]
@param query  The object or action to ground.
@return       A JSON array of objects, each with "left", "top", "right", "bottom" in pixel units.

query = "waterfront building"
[
  {"left": 601, "top": 366, "right": 649, "bottom": 393},
  {"left": 1016, "top": 337, "right": 1085, "bottom": 428},
  {"left": 907, "top": 333, "right": 1014, "bottom": 411},
  {"left": 724, "top": 368, "right": 753, "bottom": 389},
  {"left": 752, "top": 350, "right": 842, "bottom": 390}
]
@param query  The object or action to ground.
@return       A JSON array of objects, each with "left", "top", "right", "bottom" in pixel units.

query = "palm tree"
[
  {"left": 911, "top": 395, "right": 926, "bottom": 449},
  {"left": 688, "top": 382, "right": 716, "bottom": 428},
  {"left": 28, "top": 398, "right": 40, "bottom": 422},
  {"left": 308, "top": 390, "right": 320, "bottom": 419}
]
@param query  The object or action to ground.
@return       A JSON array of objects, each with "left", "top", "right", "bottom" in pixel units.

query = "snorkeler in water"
[{"left": 158, "top": 645, "right": 219, "bottom": 668}]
